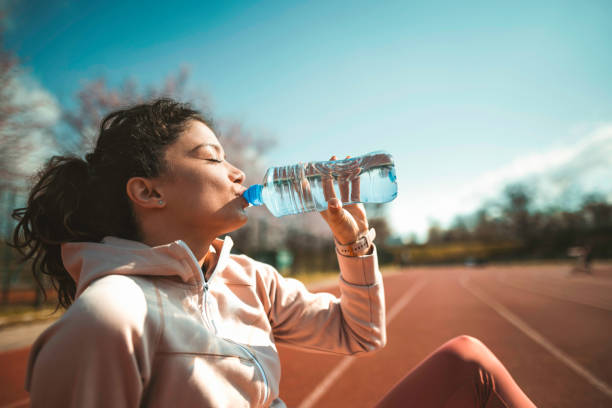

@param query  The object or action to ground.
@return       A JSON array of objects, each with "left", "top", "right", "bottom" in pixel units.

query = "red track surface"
[
  {"left": 0, "top": 347, "right": 29, "bottom": 408},
  {"left": 1, "top": 264, "right": 611, "bottom": 407}
]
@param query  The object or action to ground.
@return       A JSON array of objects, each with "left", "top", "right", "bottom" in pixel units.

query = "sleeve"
[
  {"left": 264, "top": 246, "right": 386, "bottom": 355},
  {"left": 26, "top": 277, "right": 158, "bottom": 408}
]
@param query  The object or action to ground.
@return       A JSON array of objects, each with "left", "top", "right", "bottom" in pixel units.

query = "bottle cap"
[{"left": 243, "top": 184, "right": 264, "bottom": 206}]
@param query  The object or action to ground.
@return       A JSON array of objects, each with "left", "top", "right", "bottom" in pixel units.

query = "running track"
[{"left": 1, "top": 264, "right": 611, "bottom": 407}]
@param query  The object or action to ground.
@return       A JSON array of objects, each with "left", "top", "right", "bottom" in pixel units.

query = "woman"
[{"left": 13, "top": 99, "right": 535, "bottom": 407}]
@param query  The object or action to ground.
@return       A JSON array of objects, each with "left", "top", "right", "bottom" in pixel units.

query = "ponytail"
[{"left": 11, "top": 156, "right": 95, "bottom": 308}]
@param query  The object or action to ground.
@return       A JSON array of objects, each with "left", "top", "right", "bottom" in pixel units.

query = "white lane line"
[
  {"left": 0, "top": 398, "right": 30, "bottom": 408},
  {"left": 298, "top": 278, "right": 428, "bottom": 408},
  {"left": 297, "top": 357, "right": 354, "bottom": 408},
  {"left": 460, "top": 274, "right": 612, "bottom": 400},
  {"left": 495, "top": 271, "right": 612, "bottom": 312},
  {"left": 386, "top": 279, "right": 429, "bottom": 324}
]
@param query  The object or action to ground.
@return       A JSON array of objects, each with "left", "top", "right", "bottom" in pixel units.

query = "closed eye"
[{"left": 206, "top": 158, "right": 223, "bottom": 163}]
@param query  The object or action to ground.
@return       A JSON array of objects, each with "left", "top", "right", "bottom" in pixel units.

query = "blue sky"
[{"left": 4, "top": 0, "right": 612, "bottom": 238}]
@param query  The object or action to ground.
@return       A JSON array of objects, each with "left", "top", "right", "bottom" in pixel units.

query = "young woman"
[{"left": 13, "top": 99, "right": 535, "bottom": 407}]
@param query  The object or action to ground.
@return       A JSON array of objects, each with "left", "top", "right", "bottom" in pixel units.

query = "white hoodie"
[{"left": 26, "top": 236, "right": 386, "bottom": 407}]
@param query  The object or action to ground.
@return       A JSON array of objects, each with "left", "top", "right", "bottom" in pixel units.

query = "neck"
[
  {"left": 146, "top": 235, "right": 215, "bottom": 266},
  {"left": 139, "top": 222, "right": 216, "bottom": 267}
]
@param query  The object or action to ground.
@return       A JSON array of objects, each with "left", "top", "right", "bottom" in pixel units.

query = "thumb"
[{"left": 321, "top": 198, "right": 358, "bottom": 244}]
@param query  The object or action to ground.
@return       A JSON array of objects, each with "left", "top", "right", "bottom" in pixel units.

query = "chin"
[{"left": 221, "top": 212, "right": 249, "bottom": 235}]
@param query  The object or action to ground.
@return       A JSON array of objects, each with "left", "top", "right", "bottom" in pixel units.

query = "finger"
[
  {"left": 344, "top": 203, "right": 369, "bottom": 230},
  {"left": 349, "top": 155, "right": 361, "bottom": 203},
  {"left": 350, "top": 174, "right": 360, "bottom": 202},
  {"left": 322, "top": 155, "right": 337, "bottom": 204},
  {"left": 339, "top": 155, "right": 350, "bottom": 203},
  {"left": 328, "top": 197, "right": 343, "bottom": 214},
  {"left": 320, "top": 202, "right": 358, "bottom": 245},
  {"left": 319, "top": 197, "right": 343, "bottom": 224},
  {"left": 299, "top": 166, "right": 314, "bottom": 210}
]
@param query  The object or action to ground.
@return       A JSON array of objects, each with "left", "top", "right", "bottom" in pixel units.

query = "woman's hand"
[{"left": 319, "top": 155, "right": 370, "bottom": 246}]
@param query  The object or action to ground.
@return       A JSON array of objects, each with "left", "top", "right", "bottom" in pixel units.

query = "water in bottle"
[{"left": 243, "top": 151, "right": 397, "bottom": 217}]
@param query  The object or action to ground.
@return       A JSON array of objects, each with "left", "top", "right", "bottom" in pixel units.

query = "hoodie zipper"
[
  {"left": 202, "top": 282, "right": 218, "bottom": 334},
  {"left": 177, "top": 240, "right": 214, "bottom": 331},
  {"left": 177, "top": 239, "right": 269, "bottom": 404}
]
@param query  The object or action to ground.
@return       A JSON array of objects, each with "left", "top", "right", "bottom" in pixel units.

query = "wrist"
[{"left": 335, "top": 228, "right": 376, "bottom": 257}]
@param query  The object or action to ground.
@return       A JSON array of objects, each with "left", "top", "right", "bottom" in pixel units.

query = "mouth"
[
  {"left": 240, "top": 196, "right": 249, "bottom": 209},
  {"left": 236, "top": 189, "right": 249, "bottom": 208}
]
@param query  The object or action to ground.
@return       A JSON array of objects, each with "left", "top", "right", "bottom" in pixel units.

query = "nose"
[{"left": 228, "top": 162, "right": 245, "bottom": 184}]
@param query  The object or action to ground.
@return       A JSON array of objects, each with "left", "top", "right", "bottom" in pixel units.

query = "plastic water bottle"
[{"left": 243, "top": 151, "right": 397, "bottom": 217}]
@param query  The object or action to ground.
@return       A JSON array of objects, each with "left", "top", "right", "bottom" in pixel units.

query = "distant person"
[
  {"left": 583, "top": 245, "right": 593, "bottom": 274},
  {"left": 13, "top": 99, "right": 535, "bottom": 407},
  {"left": 568, "top": 245, "right": 593, "bottom": 275}
]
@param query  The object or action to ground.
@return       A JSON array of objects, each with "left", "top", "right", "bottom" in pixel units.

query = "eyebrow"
[{"left": 189, "top": 143, "right": 224, "bottom": 155}]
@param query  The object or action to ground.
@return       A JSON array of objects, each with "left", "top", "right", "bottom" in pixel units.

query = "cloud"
[
  {"left": 390, "top": 124, "right": 612, "bottom": 239},
  {"left": 463, "top": 124, "right": 612, "bottom": 209},
  {"left": 10, "top": 72, "right": 61, "bottom": 124},
  {"left": 5, "top": 71, "right": 61, "bottom": 176}
]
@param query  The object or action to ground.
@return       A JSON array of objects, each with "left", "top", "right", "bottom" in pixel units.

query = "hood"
[{"left": 61, "top": 236, "right": 234, "bottom": 298}]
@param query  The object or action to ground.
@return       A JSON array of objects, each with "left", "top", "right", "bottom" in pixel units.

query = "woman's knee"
[{"left": 439, "top": 335, "right": 495, "bottom": 366}]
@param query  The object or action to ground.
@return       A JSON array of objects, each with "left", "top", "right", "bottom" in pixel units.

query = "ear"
[{"left": 126, "top": 177, "right": 165, "bottom": 209}]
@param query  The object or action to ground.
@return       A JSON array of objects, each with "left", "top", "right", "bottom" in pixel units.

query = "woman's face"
[{"left": 156, "top": 120, "right": 248, "bottom": 237}]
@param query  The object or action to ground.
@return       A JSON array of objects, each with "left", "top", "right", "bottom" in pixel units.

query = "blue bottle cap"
[{"left": 243, "top": 184, "right": 264, "bottom": 206}]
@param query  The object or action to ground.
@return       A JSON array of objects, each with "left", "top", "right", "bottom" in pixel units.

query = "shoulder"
[
  {"left": 226, "top": 253, "right": 307, "bottom": 297},
  {"left": 26, "top": 275, "right": 161, "bottom": 395},
  {"left": 226, "top": 253, "right": 278, "bottom": 283},
  {"left": 229, "top": 253, "right": 275, "bottom": 271},
  {"left": 30, "top": 275, "right": 160, "bottom": 369},
  {"left": 66, "top": 274, "right": 158, "bottom": 338},
  {"left": 28, "top": 275, "right": 160, "bottom": 376},
  {"left": 223, "top": 254, "right": 298, "bottom": 305}
]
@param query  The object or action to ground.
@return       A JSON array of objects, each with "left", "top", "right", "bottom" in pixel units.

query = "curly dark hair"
[{"left": 11, "top": 98, "right": 212, "bottom": 309}]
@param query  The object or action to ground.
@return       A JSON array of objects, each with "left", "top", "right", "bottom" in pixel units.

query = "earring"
[{"left": 158, "top": 200, "right": 164, "bottom": 205}]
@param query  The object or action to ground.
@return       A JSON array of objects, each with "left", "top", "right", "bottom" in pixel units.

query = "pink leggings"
[{"left": 375, "top": 336, "right": 537, "bottom": 408}]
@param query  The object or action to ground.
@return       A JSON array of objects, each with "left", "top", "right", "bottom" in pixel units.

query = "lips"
[
  {"left": 236, "top": 188, "right": 249, "bottom": 208},
  {"left": 239, "top": 196, "right": 249, "bottom": 208}
]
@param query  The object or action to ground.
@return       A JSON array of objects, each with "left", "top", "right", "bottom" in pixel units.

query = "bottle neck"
[{"left": 243, "top": 184, "right": 264, "bottom": 206}]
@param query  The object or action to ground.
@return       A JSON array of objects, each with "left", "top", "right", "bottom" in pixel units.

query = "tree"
[
  {"left": 59, "top": 67, "right": 198, "bottom": 154},
  {"left": 427, "top": 222, "right": 444, "bottom": 244},
  {"left": 582, "top": 194, "right": 612, "bottom": 229},
  {"left": 0, "top": 11, "right": 60, "bottom": 303},
  {"left": 57, "top": 68, "right": 278, "bottom": 193},
  {"left": 443, "top": 216, "right": 472, "bottom": 242},
  {"left": 0, "top": 11, "right": 57, "bottom": 235},
  {"left": 501, "top": 183, "right": 533, "bottom": 243}
]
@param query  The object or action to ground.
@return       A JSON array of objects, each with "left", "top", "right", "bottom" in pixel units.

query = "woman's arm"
[
  {"left": 262, "top": 154, "right": 387, "bottom": 354},
  {"left": 262, "top": 246, "right": 386, "bottom": 355}
]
